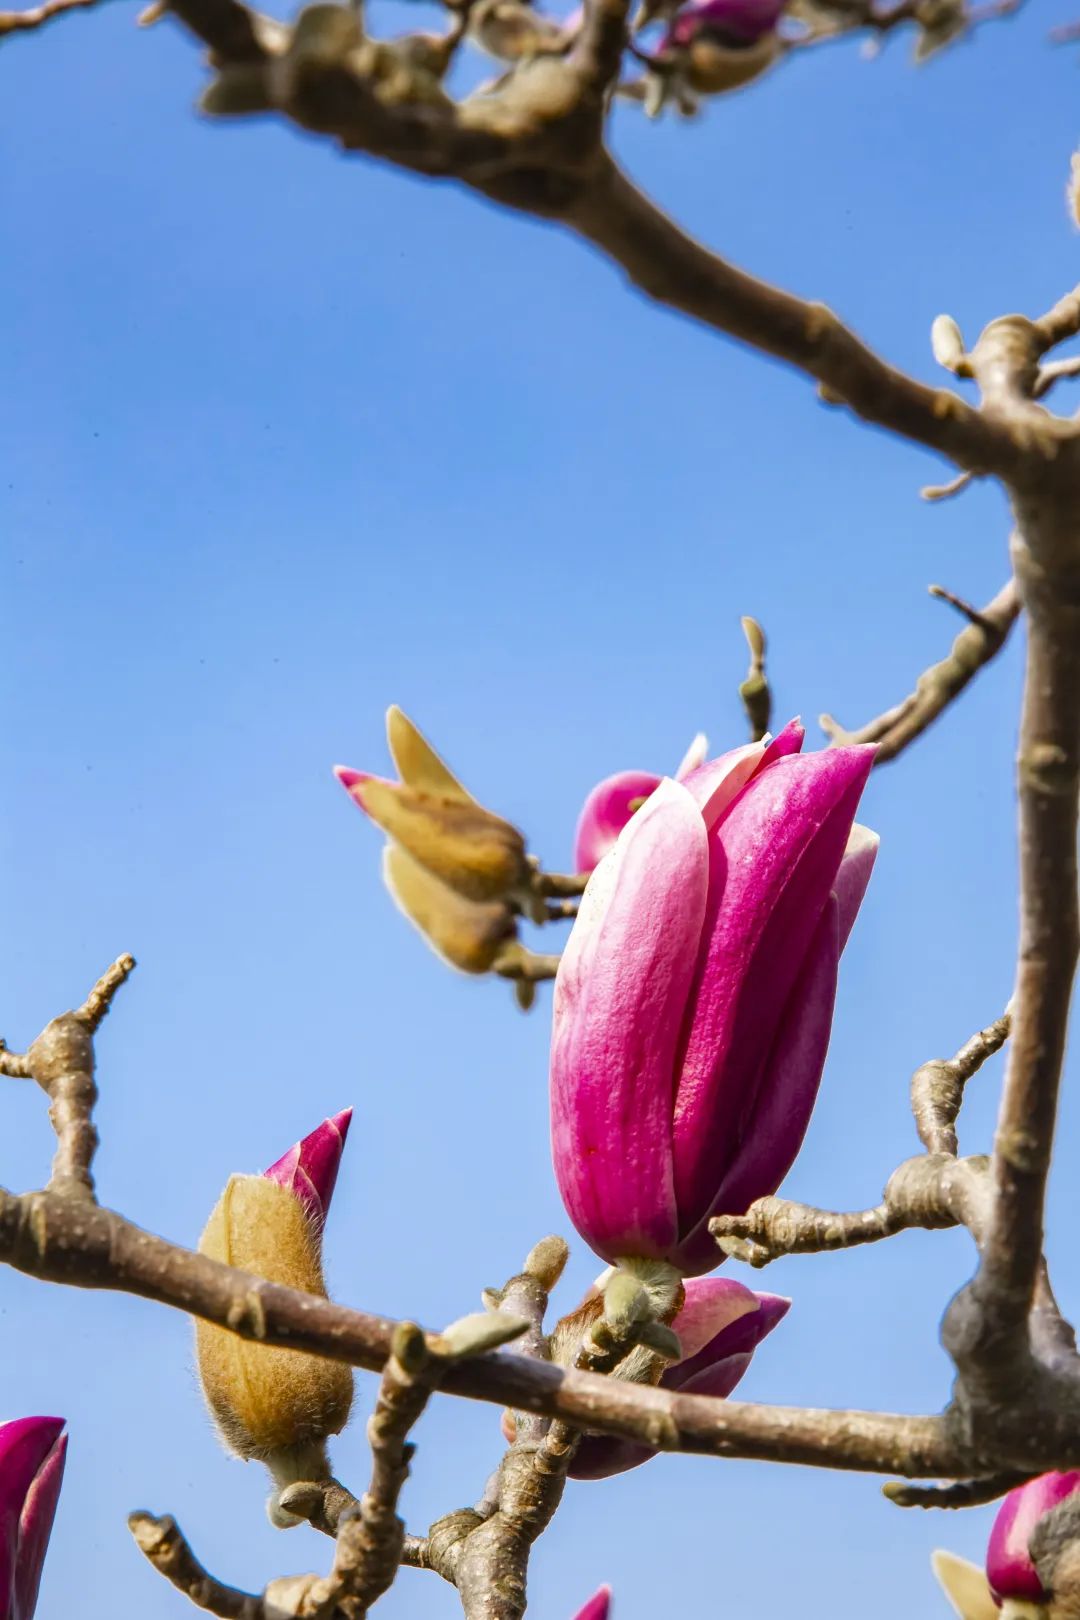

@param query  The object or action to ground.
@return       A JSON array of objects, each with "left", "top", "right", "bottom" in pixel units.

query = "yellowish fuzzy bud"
[{"left": 195, "top": 1175, "right": 353, "bottom": 1461}]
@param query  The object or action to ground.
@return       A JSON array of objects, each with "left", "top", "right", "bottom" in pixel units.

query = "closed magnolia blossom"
[
  {"left": 0, "top": 1417, "right": 67, "bottom": 1620},
  {"left": 573, "top": 733, "right": 707, "bottom": 874},
  {"left": 659, "top": 0, "right": 786, "bottom": 95},
  {"left": 934, "top": 1473, "right": 1080, "bottom": 1620},
  {"left": 196, "top": 1111, "right": 355, "bottom": 1518},
  {"left": 551, "top": 722, "right": 876, "bottom": 1276},
  {"left": 569, "top": 1278, "right": 788, "bottom": 1478}
]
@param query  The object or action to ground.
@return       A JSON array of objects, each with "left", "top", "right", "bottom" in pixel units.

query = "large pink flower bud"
[{"left": 551, "top": 723, "right": 876, "bottom": 1276}]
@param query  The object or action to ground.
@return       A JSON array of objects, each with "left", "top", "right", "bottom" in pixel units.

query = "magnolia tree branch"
[{"left": 820, "top": 578, "right": 1020, "bottom": 764}]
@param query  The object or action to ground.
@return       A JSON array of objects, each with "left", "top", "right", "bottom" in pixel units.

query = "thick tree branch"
[
  {"left": 0, "top": 1184, "right": 957, "bottom": 1476},
  {"left": 820, "top": 578, "right": 1020, "bottom": 764}
]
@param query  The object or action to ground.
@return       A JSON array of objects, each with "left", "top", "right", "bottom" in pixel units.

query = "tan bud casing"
[{"left": 195, "top": 1176, "right": 353, "bottom": 1460}]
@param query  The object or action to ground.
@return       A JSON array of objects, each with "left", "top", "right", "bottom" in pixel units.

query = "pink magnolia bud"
[
  {"left": 573, "top": 733, "right": 708, "bottom": 874},
  {"left": 571, "top": 1279, "right": 788, "bottom": 1477},
  {"left": 664, "top": 0, "right": 784, "bottom": 47},
  {"left": 551, "top": 723, "right": 876, "bottom": 1276},
  {"left": 263, "top": 1109, "right": 352, "bottom": 1228},
  {"left": 0, "top": 1417, "right": 67, "bottom": 1620},
  {"left": 573, "top": 1588, "right": 611, "bottom": 1620},
  {"left": 987, "top": 1472, "right": 1080, "bottom": 1603}
]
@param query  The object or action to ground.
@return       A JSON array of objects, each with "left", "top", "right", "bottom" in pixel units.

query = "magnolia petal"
[
  {"left": 668, "top": 1276, "right": 761, "bottom": 1363},
  {"left": 551, "top": 779, "right": 708, "bottom": 1263},
  {"left": 573, "top": 770, "right": 663, "bottom": 875},
  {"left": 835, "top": 823, "right": 879, "bottom": 954},
  {"left": 671, "top": 744, "right": 875, "bottom": 1240},
  {"left": 987, "top": 1472, "right": 1080, "bottom": 1602},
  {"left": 383, "top": 843, "right": 516, "bottom": 974},
  {"left": 385, "top": 706, "right": 476, "bottom": 805},
  {"left": 933, "top": 1551, "right": 1001, "bottom": 1620},
  {"left": 573, "top": 1587, "right": 612, "bottom": 1620},
  {"left": 13, "top": 1431, "right": 66, "bottom": 1620},
  {"left": 263, "top": 1110, "right": 352, "bottom": 1229},
  {"left": 667, "top": 1291, "right": 789, "bottom": 1391},
  {"left": 679, "top": 741, "right": 770, "bottom": 831},
  {"left": 0, "top": 1418, "right": 65, "bottom": 1620},
  {"left": 676, "top": 897, "right": 841, "bottom": 1273},
  {"left": 674, "top": 732, "right": 709, "bottom": 779}
]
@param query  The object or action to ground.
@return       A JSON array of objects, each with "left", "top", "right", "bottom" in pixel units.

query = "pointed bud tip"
[{"left": 333, "top": 764, "right": 366, "bottom": 792}]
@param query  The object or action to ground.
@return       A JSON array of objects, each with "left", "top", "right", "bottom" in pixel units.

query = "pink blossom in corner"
[
  {"left": 573, "top": 1587, "right": 611, "bottom": 1620},
  {"left": 263, "top": 1109, "right": 352, "bottom": 1228},
  {"left": 0, "top": 1417, "right": 67, "bottom": 1620},
  {"left": 551, "top": 723, "right": 877, "bottom": 1275},
  {"left": 663, "top": 0, "right": 785, "bottom": 48},
  {"left": 571, "top": 1279, "right": 789, "bottom": 1477},
  {"left": 987, "top": 1472, "right": 1080, "bottom": 1603}
]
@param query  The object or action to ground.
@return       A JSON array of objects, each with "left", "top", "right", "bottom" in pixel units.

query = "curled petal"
[
  {"left": 987, "top": 1472, "right": 1080, "bottom": 1602},
  {"left": 667, "top": 1291, "right": 789, "bottom": 1392},
  {"left": 573, "top": 771, "right": 663, "bottom": 875},
  {"left": 679, "top": 740, "right": 771, "bottom": 830},
  {"left": 551, "top": 780, "right": 708, "bottom": 1263},
  {"left": 263, "top": 1110, "right": 352, "bottom": 1229},
  {"left": 668, "top": 1276, "right": 761, "bottom": 1362},
  {"left": 834, "top": 822, "right": 879, "bottom": 953}
]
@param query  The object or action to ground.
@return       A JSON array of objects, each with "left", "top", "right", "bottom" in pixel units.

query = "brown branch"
[
  {"left": 0, "top": 1183, "right": 958, "bottom": 1475},
  {"left": 911, "top": 1010, "right": 1012, "bottom": 1156},
  {"left": 0, "top": 0, "right": 102, "bottom": 34},
  {"left": 1, "top": 955, "right": 135, "bottom": 1199},
  {"left": 129, "top": 1514, "right": 265, "bottom": 1618},
  {"left": 820, "top": 578, "right": 1020, "bottom": 764}
]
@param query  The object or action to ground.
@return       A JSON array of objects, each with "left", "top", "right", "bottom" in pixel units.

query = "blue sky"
[{"left": 1, "top": 4, "right": 1078, "bottom": 1615}]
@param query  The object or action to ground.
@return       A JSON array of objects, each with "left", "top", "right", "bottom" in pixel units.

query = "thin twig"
[
  {"left": 883, "top": 1470, "right": 1033, "bottom": 1509},
  {"left": 911, "top": 1010, "right": 1012, "bottom": 1156},
  {"left": 820, "top": 578, "right": 1020, "bottom": 764},
  {"left": 0, "top": 0, "right": 102, "bottom": 34}
]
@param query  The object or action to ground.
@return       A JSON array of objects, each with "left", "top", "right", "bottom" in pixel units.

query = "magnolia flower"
[
  {"left": 196, "top": 1113, "right": 354, "bottom": 1519},
  {"left": 569, "top": 1278, "right": 788, "bottom": 1478},
  {"left": 654, "top": 0, "right": 786, "bottom": 102},
  {"left": 551, "top": 722, "right": 876, "bottom": 1276},
  {"left": 573, "top": 1588, "right": 612, "bottom": 1620},
  {"left": 934, "top": 1473, "right": 1080, "bottom": 1620},
  {"left": 0, "top": 1417, "right": 66, "bottom": 1620},
  {"left": 573, "top": 733, "right": 707, "bottom": 873}
]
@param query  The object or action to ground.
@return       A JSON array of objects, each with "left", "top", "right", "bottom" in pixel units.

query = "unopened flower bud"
[
  {"left": 195, "top": 1116, "right": 354, "bottom": 1477},
  {"left": 573, "top": 1588, "right": 612, "bottom": 1620},
  {"left": 382, "top": 844, "right": 517, "bottom": 974}
]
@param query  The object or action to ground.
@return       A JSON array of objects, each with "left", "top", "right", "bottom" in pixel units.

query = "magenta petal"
[
  {"left": 0, "top": 1419, "right": 65, "bottom": 1620},
  {"left": 987, "top": 1472, "right": 1080, "bottom": 1602},
  {"left": 679, "top": 741, "right": 769, "bottom": 831},
  {"left": 671, "top": 745, "right": 874, "bottom": 1245},
  {"left": 333, "top": 766, "right": 392, "bottom": 815},
  {"left": 669, "top": 0, "right": 784, "bottom": 44},
  {"left": 670, "top": 1277, "right": 761, "bottom": 1362},
  {"left": 667, "top": 1292, "right": 789, "bottom": 1392},
  {"left": 573, "top": 1588, "right": 612, "bottom": 1620},
  {"left": 13, "top": 1433, "right": 66, "bottom": 1620},
  {"left": 572, "top": 771, "right": 663, "bottom": 874},
  {"left": 263, "top": 1109, "right": 352, "bottom": 1228},
  {"left": 551, "top": 780, "right": 708, "bottom": 1263}
]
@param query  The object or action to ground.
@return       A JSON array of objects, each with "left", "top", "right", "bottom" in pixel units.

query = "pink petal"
[
  {"left": 263, "top": 1109, "right": 352, "bottom": 1228},
  {"left": 667, "top": 1291, "right": 789, "bottom": 1392},
  {"left": 333, "top": 766, "right": 392, "bottom": 815},
  {"left": 670, "top": 1276, "right": 761, "bottom": 1362},
  {"left": 988, "top": 1473, "right": 1080, "bottom": 1602},
  {"left": 551, "top": 780, "right": 708, "bottom": 1263},
  {"left": 834, "top": 823, "right": 878, "bottom": 953},
  {"left": 679, "top": 741, "right": 771, "bottom": 831},
  {"left": 13, "top": 1433, "right": 66, "bottom": 1620},
  {"left": 671, "top": 745, "right": 874, "bottom": 1246},
  {"left": 573, "top": 771, "right": 663, "bottom": 875},
  {"left": 0, "top": 1419, "right": 65, "bottom": 1620},
  {"left": 678, "top": 896, "right": 840, "bottom": 1272},
  {"left": 573, "top": 1588, "right": 612, "bottom": 1620}
]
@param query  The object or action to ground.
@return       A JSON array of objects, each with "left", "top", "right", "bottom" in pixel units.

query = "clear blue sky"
[{"left": 1, "top": 6, "right": 1078, "bottom": 1615}]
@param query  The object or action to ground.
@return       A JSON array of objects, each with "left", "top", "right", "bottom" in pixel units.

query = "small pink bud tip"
[
  {"left": 333, "top": 765, "right": 369, "bottom": 794},
  {"left": 573, "top": 1587, "right": 612, "bottom": 1620},
  {"left": 263, "top": 1109, "right": 352, "bottom": 1229},
  {"left": 0, "top": 1417, "right": 67, "bottom": 1620}
]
